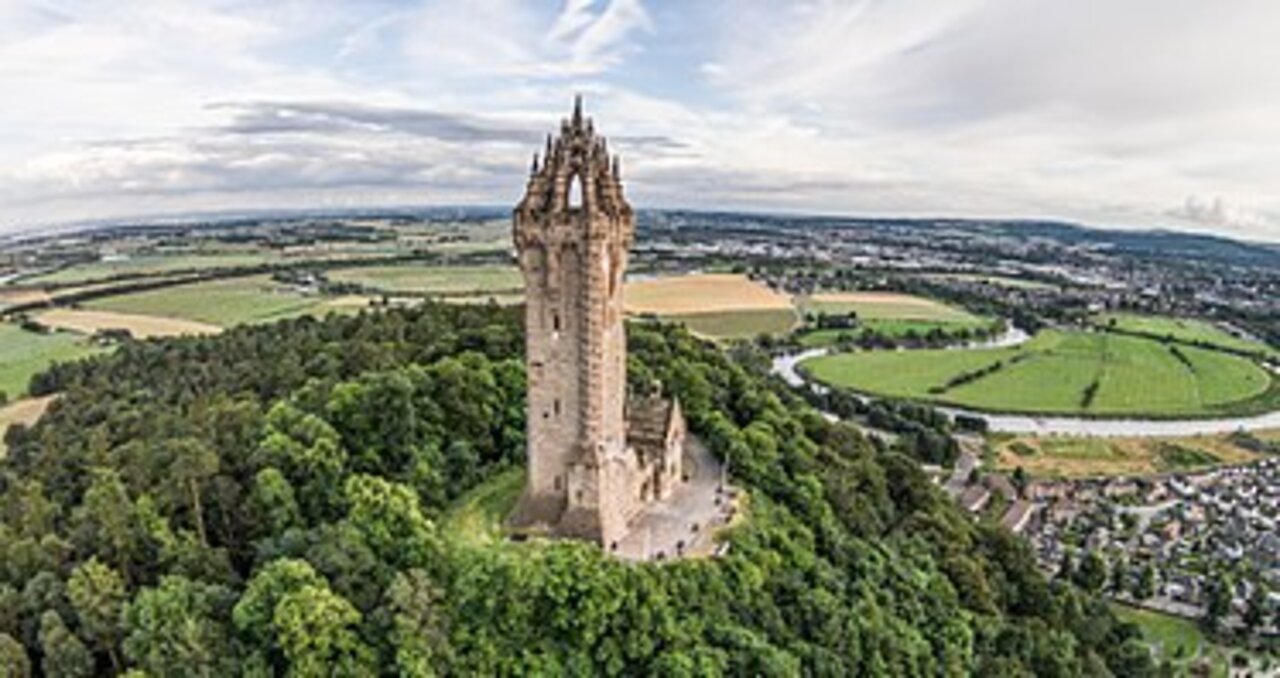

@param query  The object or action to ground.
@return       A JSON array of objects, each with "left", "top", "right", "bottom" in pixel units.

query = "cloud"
[
  {"left": 1166, "top": 197, "right": 1277, "bottom": 239},
  {"left": 213, "top": 102, "right": 541, "bottom": 144},
  {"left": 2, "top": 0, "right": 1280, "bottom": 243},
  {"left": 694, "top": 0, "right": 1280, "bottom": 240}
]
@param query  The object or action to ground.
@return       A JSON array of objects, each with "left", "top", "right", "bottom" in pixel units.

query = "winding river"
[{"left": 771, "top": 327, "right": 1280, "bottom": 438}]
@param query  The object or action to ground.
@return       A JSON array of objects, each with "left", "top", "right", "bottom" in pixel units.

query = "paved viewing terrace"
[{"left": 614, "top": 437, "right": 740, "bottom": 562}]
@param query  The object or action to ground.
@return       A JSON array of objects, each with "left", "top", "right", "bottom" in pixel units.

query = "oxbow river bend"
[{"left": 771, "top": 328, "right": 1280, "bottom": 438}]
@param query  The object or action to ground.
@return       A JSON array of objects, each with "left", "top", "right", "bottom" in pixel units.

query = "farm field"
[
  {"left": 800, "top": 291, "right": 980, "bottom": 321},
  {"left": 0, "top": 323, "right": 105, "bottom": 398},
  {"left": 802, "top": 330, "right": 1275, "bottom": 417},
  {"left": 663, "top": 309, "right": 800, "bottom": 340},
  {"left": 440, "top": 292, "right": 524, "bottom": 306},
  {"left": 27, "top": 251, "right": 284, "bottom": 285},
  {"left": 797, "top": 292, "right": 992, "bottom": 346},
  {"left": 624, "top": 273, "right": 793, "bottom": 314},
  {"left": 623, "top": 273, "right": 799, "bottom": 340},
  {"left": 0, "top": 287, "right": 53, "bottom": 310},
  {"left": 798, "top": 318, "right": 996, "bottom": 347},
  {"left": 84, "top": 275, "right": 367, "bottom": 327},
  {"left": 921, "top": 273, "right": 1056, "bottom": 290},
  {"left": 1095, "top": 312, "right": 1278, "bottom": 358},
  {"left": 37, "top": 308, "right": 221, "bottom": 338},
  {"left": 327, "top": 264, "right": 521, "bottom": 295},
  {"left": 994, "top": 431, "right": 1259, "bottom": 477}
]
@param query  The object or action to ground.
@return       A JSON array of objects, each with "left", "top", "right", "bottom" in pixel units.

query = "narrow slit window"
[{"left": 553, "top": 399, "right": 561, "bottom": 416}]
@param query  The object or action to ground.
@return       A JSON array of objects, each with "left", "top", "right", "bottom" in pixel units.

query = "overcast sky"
[{"left": 3, "top": 0, "right": 1279, "bottom": 242}]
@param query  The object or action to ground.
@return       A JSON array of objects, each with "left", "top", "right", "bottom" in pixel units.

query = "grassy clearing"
[
  {"left": 0, "top": 323, "right": 105, "bottom": 398},
  {"left": 84, "top": 275, "right": 362, "bottom": 327},
  {"left": 0, "top": 395, "right": 56, "bottom": 458},
  {"left": 624, "top": 273, "right": 793, "bottom": 314},
  {"left": 1110, "top": 603, "right": 1273, "bottom": 676},
  {"left": 327, "top": 264, "right": 521, "bottom": 295},
  {"left": 37, "top": 308, "right": 221, "bottom": 338},
  {"left": 1095, "top": 313, "right": 1278, "bottom": 359},
  {"left": 800, "top": 292, "right": 979, "bottom": 322},
  {"left": 994, "top": 432, "right": 1259, "bottom": 477},
  {"left": 440, "top": 466, "right": 525, "bottom": 547},
  {"left": 803, "top": 330, "right": 1274, "bottom": 417},
  {"left": 1111, "top": 604, "right": 1209, "bottom": 664}
]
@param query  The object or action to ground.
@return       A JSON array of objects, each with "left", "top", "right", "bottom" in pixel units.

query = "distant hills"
[{"left": 10, "top": 205, "right": 1279, "bottom": 270}]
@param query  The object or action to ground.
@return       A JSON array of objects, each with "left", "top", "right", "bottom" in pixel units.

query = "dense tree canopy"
[{"left": 0, "top": 302, "right": 1152, "bottom": 674}]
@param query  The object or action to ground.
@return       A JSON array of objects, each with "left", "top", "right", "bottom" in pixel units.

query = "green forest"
[{"left": 0, "top": 303, "right": 1157, "bottom": 675}]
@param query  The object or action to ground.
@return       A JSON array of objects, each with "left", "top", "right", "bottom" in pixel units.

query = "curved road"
[{"left": 772, "top": 327, "right": 1280, "bottom": 438}]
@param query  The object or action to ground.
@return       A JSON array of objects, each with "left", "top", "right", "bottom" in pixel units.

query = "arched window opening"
[{"left": 569, "top": 172, "right": 584, "bottom": 209}]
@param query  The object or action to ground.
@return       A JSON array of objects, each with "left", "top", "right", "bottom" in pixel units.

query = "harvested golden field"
[
  {"left": 1255, "top": 428, "right": 1280, "bottom": 441},
  {"left": 994, "top": 433, "right": 1260, "bottom": 478},
  {"left": 623, "top": 273, "right": 792, "bottom": 315},
  {"left": 37, "top": 308, "right": 222, "bottom": 339},
  {"left": 0, "top": 288, "right": 52, "bottom": 307},
  {"left": 0, "top": 395, "right": 55, "bottom": 457}
]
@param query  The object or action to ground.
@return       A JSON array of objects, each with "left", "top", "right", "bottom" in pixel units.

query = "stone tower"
[{"left": 511, "top": 96, "right": 636, "bottom": 546}]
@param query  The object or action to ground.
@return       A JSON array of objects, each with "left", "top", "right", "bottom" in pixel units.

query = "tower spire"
[{"left": 572, "top": 93, "right": 583, "bottom": 128}]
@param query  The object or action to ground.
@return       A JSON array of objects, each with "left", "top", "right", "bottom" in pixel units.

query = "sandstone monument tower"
[{"left": 510, "top": 97, "right": 686, "bottom": 550}]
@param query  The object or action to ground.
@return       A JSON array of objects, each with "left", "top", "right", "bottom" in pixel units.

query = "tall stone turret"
[{"left": 510, "top": 96, "right": 636, "bottom": 546}]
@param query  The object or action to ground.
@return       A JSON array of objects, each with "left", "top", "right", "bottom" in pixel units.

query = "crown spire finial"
[{"left": 572, "top": 93, "right": 583, "bottom": 127}]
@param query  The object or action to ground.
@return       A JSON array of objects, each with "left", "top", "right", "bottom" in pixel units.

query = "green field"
[
  {"left": 1113, "top": 604, "right": 1207, "bottom": 658},
  {"left": 1095, "top": 313, "right": 1278, "bottom": 359},
  {"left": 327, "top": 264, "right": 521, "bottom": 295},
  {"left": 84, "top": 276, "right": 358, "bottom": 327},
  {"left": 803, "top": 329, "right": 1275, "bottom": 417},
  {"left": 665, "top": 309, "right": 800, "bottom": 341},
  {"left": 0, "top": 323, "right": 105, "bottom": 398},
  {"left": 1110, "top": 604, "right": 1273, "bottom": 675},
  {"left": 797, "top": 293, "right": 992, "bottom": 347},
  {"left": 800, "top": 293, "right": 980, "bottom": 322},
  {"left": 27, "top": 252, "right": 283, "bottom": 285},
  {"left": 799, "top": 318, "right": 995, "bottom": 347}
]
